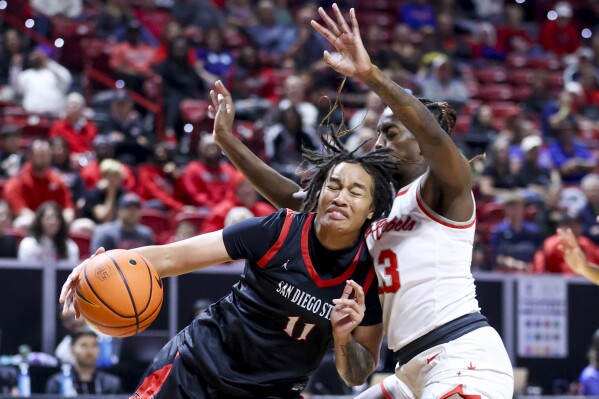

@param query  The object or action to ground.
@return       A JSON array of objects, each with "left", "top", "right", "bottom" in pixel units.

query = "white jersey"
[{"left": 365, "top": 174, "right": 480, "bottom": 352}]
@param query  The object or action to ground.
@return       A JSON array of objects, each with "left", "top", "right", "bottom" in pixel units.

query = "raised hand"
[
  {"left": 59, "top": 247, "right": 105, "bottom": 319},
  {"left": 331, "top": 280, "right": 366, "bottom": 339},
  {"left": 208, "top": 80, "right": 236, "bottom": 147},
  {"left": 557, "top": 227, "right": 587, "bottom": 275},
  {"left": 310, "top": 4, "right": 372, "bottom": 77}
]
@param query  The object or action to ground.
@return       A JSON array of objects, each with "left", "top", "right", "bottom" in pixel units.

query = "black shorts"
[{"left": 130, "top": 335, "right": 217, "bottom": 399}]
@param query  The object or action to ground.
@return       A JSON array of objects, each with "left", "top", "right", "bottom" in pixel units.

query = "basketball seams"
[
  {"left": 83, "top": 258, "right": 136, "bottom": 319},
  {"left": 136, "top": 254, "right": 155, "bottom": 315},
  {"left": 106, "top": 252, "right": 141, "bottom": 335}
]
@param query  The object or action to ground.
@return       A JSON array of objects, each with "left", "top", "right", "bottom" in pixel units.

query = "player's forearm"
[
  {"left": 216, "top": 132, "right": 302, "bottom": 210},
  {"left": 581, "top": 262, "right": 599, "bottom": 285},
  {"left": 333, "top": 335, "right": 376, "bottom": 386},
  {"left": 358, "top": 65, "right": 448, "bottom": 146}
]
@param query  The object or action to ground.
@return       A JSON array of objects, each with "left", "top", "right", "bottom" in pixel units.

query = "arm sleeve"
[{"left": 222, "top": 208, "right": 287, "bottom": 263}]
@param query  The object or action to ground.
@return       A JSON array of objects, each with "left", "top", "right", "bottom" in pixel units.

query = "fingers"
[
  {"left": 317, "top": 6, "right": 340, "bottom": 37},
  {"left": 349, "top": 8, "right": 361, "bottom": 37},
  {"left": 346, "top": 279, "right": 365, "bottom": 303},
  {"left": 339, "top": 282, "right": 353, "bottom": 300},
  {"left": 332, "top": 3, "right": 351, "bottom": 35},
  {"left": 311, "top": 20, "right": 336, "bottom": 46},
  {"left": 93, "top": 247, "right": 105, "bottom": 256}
]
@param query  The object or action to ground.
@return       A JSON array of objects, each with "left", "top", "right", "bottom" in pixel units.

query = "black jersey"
[{"left": 177, "top": 209, "right": 381, "bottom": 398}]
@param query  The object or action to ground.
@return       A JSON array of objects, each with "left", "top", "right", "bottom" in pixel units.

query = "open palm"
[{"left": 311, "top": 5, "right": 373, "bottom": 77}]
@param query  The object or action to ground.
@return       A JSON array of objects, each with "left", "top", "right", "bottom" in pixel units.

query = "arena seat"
[
  {"left": 487, "top": 101, "right": 521, "bottom": 118},
  {"left": 473, "top": 84, "right": 515, "bottom": 102},
  {"left": 140, "top": 208, "right": 173, "bottom": 238},
  {"left": 175, "top": 211, "right": 210, "bottom": 232},
  {"left": 506, "top": 69, "right": 535, "bottom": 86},
  {"left": 474, "top": 66, "right": 508, "bottom": 84},
  {"left": 69, "top": 231, "right": 91, "bottom": 259},
  {"left": 180, "top": 100, "right": 211, "bottom": 125}
]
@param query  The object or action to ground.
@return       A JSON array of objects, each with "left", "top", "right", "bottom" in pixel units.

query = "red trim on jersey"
[
  {"left": 363, "top": 267, "right": 376, "bottom": 294},
  {"left": 395, "top": 189, "right": 409, "bottom": 198},
  {"left": 416, "top": 195, "right": 475, "bottom": 229},
  {"left": 131, "top": 353, "right": 178, "bottom": 398},
  {"left": 380, "top": 380, "right": 393, "bottom": 399},
  {"left": 257, "top": 209, "right": 295, "bottom": 268},
  {"left": 440, "top": 384, "right": 481, "bottom": 399},
  {"left": 301, "top": 213, "right": 364, "bottom": 288}
]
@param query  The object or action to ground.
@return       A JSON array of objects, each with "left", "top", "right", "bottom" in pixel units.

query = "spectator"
[
  {"left": 201, "top": 173, "right": 276, "bottom": 233},
  {"left": 244, "top": 0, "right": 296, "bottom": 64},
  {"left": 17, "top": 201, "right": 79, "bottom": 263},
  {"left": 478, "top": 137, "right": 518, "bottom": 198},
  {"left": 463, "top": 104, "right": 500, "bottom": 157},
  {"left": 389, "top": 24, "right": 422, "bottom": 74},
  {"left": 470, "top": 0, "right": 503, "bottom": 20},
  {"left": 109, "top": 21, "right": 156, "bottom": 93},
  {"left": 283, "top": 5, "right": 328, "bottom": 72},
  {"left": 469, "top": 22, "right": 505, "bottom": 62},
  {"left": 0, "top": 125, "right": 24, "bottom": 179},
  {"left": 55, "top": 305, "right": 89, "bottom": 365},
  {"left": 225, "top": 0, "right": 257, "bottom": 30},
  {"left": 50, "top": 136, "right": 87, "bottom": 205},
  {"left": 79, "top": 135, "right": 136, "bottom": 191},
  {"left": 535, "top": 184, "right": 567, "bottom": 239},
  {"left": 564, "top": 48, "right": 599, "bottom": 87},
  {"left": 418, "top": 56, "right": 470, "bottom": 109},
  {"left": 578, "top": 173, "right": 599, "bottom": 245},
  {"left": 181, "top": 135, "right": 238, "bottom": 208},
  {"left": 348, "top": 90, "right": 385, "bottom": 131},
  {"left": 0, "top": 29, "right": 29, "bottom": 96},
  {"left": 278, "top": 75, "right": 318, "bottom": 131},
  {"left": 223, "top": 206, "right": 253, "bottom": 227},
  {"left": 523, "top": 72, "right": 552, "bottom": 114},
  {"left": 29, "top": 0, "right": 82, "bottom": 37},
  {"left": 15, "top": 44, "right": 72, "bottom": 115},
  {"left": 539, "top": 1, "right": 580, "bottom": 56},
  {"left": 496, "top": 3, "right": 535, "bottom": 54},
  {"left": 264, "top": 104, "right": 319, "bottom": 181},
  {"left": 544, "top": 84, "right": 584, "bottom": 137},
  {"left": 547, "top": 119, "right": 596, "bottom": 185},
  {"left": 0, "top": 366, "right": 16, "bottom": 396},
  {"left": 81, "top": 159, "right": 127, "bottom": 224},
  {"left": 99, "top": 91, "right": 154, "bottom": 165},
  {"left": 4, "top": 139, "right": 75, "bottom": 228},
  {"left": 195, "top": 27, "right": 235, "bottom": 83},
  {"left": 514, "top": 135, "right": 557, "bottom": 193},
  {"left": 533, "top": 214, "right": 599, "bottom": 274},
  {"left": 96, "top": 0, "right": 157, "bottom": 45},
  {"left": 49, "top": 92, "right": 98, "bottom": 155},
  {"left": 46, "top": 331, "right": 123, "bottom": 395},
  {"left": 170, "top": 219, "right": 197, "bottom": 243},
  {"left": 154, "top": 36, "right": 206, "bottom": 139},
  {"left": 0, "top": 200, "right": 17, "bottom": 258},
  {"left": 399, "top": 0, "right": 436, "bottom": 30},
  {"left": 226, "top": 45, "right": 277, "bottom": 104},
  {"left": 490, "top": 192, "right": 543, "bottom": 272},
  {"left": 435, "top": 12, "right": 472, "bottom": 60},
  {"left": 171, "top": 0, "right": 225, "bottom": 29},
  {"left": 579, "top": 328, "right": 599, "bottom": 395},
  {"left": 136, "top": 143, "right": 189, "bottom": 212},
  {"left": 361, "top": 25, "right": 394, "bottom": 70},
  {"left": 91, "top": 193, "right": 154, "bottom": 252},
  {"left": 152, "top": 21, "right": 192, "bottom": 66}
]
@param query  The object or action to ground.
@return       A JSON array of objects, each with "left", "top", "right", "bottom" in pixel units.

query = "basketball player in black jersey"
[{"left": 60, "top": 86, "right": 397, "bottom": 398}]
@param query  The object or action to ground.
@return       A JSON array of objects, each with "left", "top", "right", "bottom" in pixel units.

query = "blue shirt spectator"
[
  {"left": 399, "top": 1, "right": 437, "bottom": 31},
  {"left": 579, "top": 365, "right": 599, "bottom": 395},
  {"left": 547, "top": 121, "right": 595, "bottom": 184}
]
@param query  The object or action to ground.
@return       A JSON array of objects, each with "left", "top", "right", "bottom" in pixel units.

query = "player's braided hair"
[
  {"left": 299, "top": 129, "right": 397, "bottom": 223},
  {"left": 419, "top": 98, "right": 457, "bottom": 135}
]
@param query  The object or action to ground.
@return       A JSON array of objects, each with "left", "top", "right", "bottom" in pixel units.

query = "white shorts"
[{"left": 356, "top": 327, "right": 514, "bottom": 399}]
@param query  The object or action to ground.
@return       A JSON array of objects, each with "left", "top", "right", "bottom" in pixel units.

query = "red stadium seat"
[
  {"left": 473, "top": 84, "right": 515, "bottom": 102},
  {"left": 547, "top": 72, "right": 565, "bottom": 89},
  {"left": 180, "top": 100, "right": 211, "bottom": 125},
  {"left": 69, "top": 232, "right": 91, "bottom": 259},
  {"left": 175, "top": 211, "right": 210, "bottom": 232},
  {"left": 511, "top": 86, "right": 531, "bottom": 102},
  {"left": 453, "top": 115, "right": 471, "bottom": 135},
  {"left": 477, "top": 201, "right": 505, "bottom": 225},
  {"left": 487, "top": 101, "right": 521, "bottom": 118},
  {"left": 140, "top": 208, "right": 173, "bottom": 238},
  {"left": 474, "top": 66, "right": 508, "bottom": 84},
  {"left": 506, "top": 69, "right": 535, "bottom": 86}
]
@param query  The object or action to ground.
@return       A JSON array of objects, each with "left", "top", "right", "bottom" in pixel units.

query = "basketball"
[{"left": 74, "top": 249, "right": 164, "bottom": 337}]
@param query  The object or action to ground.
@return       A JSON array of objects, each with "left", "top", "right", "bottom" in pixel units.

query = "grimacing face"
[{"left": 316, "top": 162, "right": 375, "bottom": 234}]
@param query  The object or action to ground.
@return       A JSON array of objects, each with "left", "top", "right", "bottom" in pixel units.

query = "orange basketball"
[{"left": 74, "top": 249, "right": 164, "bottom": 337}]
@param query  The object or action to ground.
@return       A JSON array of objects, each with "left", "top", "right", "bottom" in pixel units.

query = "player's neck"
[{"left": 313, "top": 221, "right": 360, "bottom": 251}]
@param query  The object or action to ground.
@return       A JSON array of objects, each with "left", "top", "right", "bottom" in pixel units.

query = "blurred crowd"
[{"left": 0, "top": 0, "right": 597, "bottom": 275}]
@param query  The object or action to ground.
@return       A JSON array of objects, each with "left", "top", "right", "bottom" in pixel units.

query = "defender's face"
[
  {"left": 316, "top": 162, "right": 374, "bottom": 233},
  {"left": 375, "top": 110, "right": 421, "bottom": 162}
]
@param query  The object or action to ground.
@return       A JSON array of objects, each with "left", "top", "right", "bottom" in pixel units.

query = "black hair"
[
  {"left": 300, "top": 130, "right": 396, "bottom": 223},
  {"left": 28, "top": 201, "right": 69, "bottom": 260},
  {"left": 418, "top": 98, "right": 457, "bottom": 135},
  {"left": 70, "top": 330, "right": 98, "bottom": 346}
]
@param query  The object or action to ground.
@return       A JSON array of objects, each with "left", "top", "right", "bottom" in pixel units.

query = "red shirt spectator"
[
  {"left": 533, "top": 233, "right": 599, "bottom": 274},
  {"left": 496, "top": 4, "right": 534, "bottom": 53},
  {"left": 4, "top": 159, "right": 74, "bottom": 217},
  {"left": 201, "top": 173, "right": 276, "bottom": 233},
  {"left": 49, "top": 119, "right": 97, "bottom": 155},
  {"left": 182, "top": 135, "right": 239, "bottom": 208},
  {"left": 539, "top": 3, "right": 580, "bottom": 56},
  {"left": 137, "top": 163, "right": 187, "bottom": 212}
]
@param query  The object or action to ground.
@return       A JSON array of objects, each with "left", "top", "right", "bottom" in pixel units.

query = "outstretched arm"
[
  {"left": 59, "top": 232, "right": 232, "bottom": 318},
  {"left": 312, "top": 5, "right": 473, "bottom": 218},
  {"left": 558, "top": 228, "right": 599, "bottom": 285},
  {"left": 209, "top": 81, "right": 303, "bottom": 210}
]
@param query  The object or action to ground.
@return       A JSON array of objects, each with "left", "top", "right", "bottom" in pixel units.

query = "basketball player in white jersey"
[{"left": 208, "top": 5, "right": 514, "bottom": 398}]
